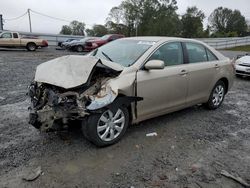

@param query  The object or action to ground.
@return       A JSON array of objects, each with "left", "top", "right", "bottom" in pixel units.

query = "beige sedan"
[{"left": 28, "top": 37, "right": 234, "bottom": 146}]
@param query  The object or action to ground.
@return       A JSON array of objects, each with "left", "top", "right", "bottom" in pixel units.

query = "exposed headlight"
[{"left": 86, "top": 86, "right": 117, "bottom": 110}]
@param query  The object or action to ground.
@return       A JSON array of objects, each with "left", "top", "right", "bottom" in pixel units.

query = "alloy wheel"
[
  {"left": 212, "top": 85, "right": 224, "bottom": 106},
  {"left": 97, "top": 109, "right": 125, "bottom": 142}
]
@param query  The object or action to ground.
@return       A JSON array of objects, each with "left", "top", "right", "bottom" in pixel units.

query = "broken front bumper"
[
  {"left": 27, "top": 81, "right": 118, "bottom": 132},
  {"left": 27, "top": 82, "right": 90, "bottom": 131}
]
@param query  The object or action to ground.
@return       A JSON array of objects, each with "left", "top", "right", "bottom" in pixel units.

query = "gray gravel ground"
[{"left": 0, "top": 47, "right": 249, "bottom": 188}]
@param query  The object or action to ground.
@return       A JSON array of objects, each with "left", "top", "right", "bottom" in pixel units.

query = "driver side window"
[
  {"left": 149, "top": 42, "right": 184, "bottom": 66},
  {"left": 1, "top": 33, "right": 12, "bottom": 38}
]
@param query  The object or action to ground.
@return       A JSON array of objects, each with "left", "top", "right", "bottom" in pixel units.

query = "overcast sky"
[{"left": 1, "top": 0, "right": 250, "bottom": 34}]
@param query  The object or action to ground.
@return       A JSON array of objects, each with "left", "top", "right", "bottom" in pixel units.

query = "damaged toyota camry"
[{"left": 28, "top": 37, "right": 234, "bottom": 146}]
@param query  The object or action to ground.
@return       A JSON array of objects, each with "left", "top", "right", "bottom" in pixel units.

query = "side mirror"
[{"left": 144, "top": 60, "right": 165, "bottom": 70}]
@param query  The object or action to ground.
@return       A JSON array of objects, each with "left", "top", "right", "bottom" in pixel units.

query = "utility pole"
[
  {"left": 135, "top": 19, "right": 139, "bottom": 36},
  {"left": 27, "top": 9, "right": 32, "bottom": 32},
  {"left": 0, "top": 14, "right": 3, "bottom": 30}
]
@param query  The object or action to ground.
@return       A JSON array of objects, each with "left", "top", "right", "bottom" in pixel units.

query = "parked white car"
[{"left": 235, "top": 55, "right": 250, "bottom": 77}]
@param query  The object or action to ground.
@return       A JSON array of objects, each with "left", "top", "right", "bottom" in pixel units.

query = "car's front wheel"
[
  {"left": 82, "top": 105, "right": 129, "bottom": 147},
  {"left": 205, "top": 80, "right": 226, "bottom": 110},
  {"left": 76, "top": 45, "right": 84, "bottom": 52}
]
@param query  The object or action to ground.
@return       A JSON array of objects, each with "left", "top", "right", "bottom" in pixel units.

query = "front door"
[
  {"left": 0, "top": 32, "right": 13, "bottom": 46},
  {"left": 136, "top": 42, "right": 188, "bottom": 120}
]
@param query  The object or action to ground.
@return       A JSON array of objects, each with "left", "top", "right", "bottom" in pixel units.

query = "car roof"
[{"left": 121, "top": 36, "right": 203, "bottom": 43}]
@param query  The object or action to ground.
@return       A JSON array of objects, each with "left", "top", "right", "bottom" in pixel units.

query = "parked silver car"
[
  {"left": 28, "top": 37, "right": 234, "bottom": 146},
  {"left": 67, "top": 37, "right": 99, "bottom": 52}
]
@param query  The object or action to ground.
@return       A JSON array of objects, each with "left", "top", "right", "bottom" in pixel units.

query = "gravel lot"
[{"left": 0, "top": 47, "right": 249, "bottom": 188}]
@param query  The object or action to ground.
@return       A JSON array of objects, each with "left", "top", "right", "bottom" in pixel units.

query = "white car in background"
[{"left": 235, "top": 55, "right": 250, "bottom": 77}]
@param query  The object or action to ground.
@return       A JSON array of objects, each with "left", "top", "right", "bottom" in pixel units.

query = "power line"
[
  {"left": 4, "top": 11, "right": 27, "bottom": 21},
  {"left": 3, "top": 9, "right": 95, "bottom": 32},
  {"left": 29, "top": 9, "right": 94, "bottom": 26},
  {"left": 30, "top": 9, "right": 71, "bottom": 23}
]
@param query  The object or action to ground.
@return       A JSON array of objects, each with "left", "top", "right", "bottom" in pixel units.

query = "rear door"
[
  {"left": 12, "top": 33, "right": 21, "bottom": 47},
  {"left": 136, "top": 42, "right": 188, "bottom": 119},
  {"left": 183, "top": 42, "right": 219, "bottom": 105}
]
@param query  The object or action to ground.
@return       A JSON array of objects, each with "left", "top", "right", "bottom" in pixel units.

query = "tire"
[
  {"left": 76, "top": 45, "right": 84, "bottom": 52},
  {"left": 26, "top": 43, "right": 36, "bottom": 51},
  {"left": 205, "top": 80, "right": 226, "bottom": 110},
  {"left": 82, "top": 105, "right": 129, "bottom": 147}
]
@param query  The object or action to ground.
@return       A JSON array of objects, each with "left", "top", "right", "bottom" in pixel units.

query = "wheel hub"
[
  {"left": 97, "top": 109, "right": 125, "bottom": 142},
  {"left": 212, "top": 85, "right": 224, "bottom": 106}
]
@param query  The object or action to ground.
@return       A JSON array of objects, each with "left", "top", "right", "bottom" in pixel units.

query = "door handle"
[
  {"left": 215, "top": 64, "right": 220, "bottom": 69},
  {"left": 179, "top": 70, "right": 188, "bottom": 76}
]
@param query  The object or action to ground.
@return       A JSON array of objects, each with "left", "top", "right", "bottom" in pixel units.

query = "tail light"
[{"left": 42, "top": 40, "right": 48, "bottom": 46}]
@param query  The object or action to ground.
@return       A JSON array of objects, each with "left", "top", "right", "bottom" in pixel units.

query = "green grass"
[{"left": 224, "top": 45, "right": 250, "bottom": 52}]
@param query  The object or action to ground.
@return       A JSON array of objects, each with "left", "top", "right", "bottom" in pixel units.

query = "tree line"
[{"left": 60, "top": 0, "right": 249, "bottom": 38}]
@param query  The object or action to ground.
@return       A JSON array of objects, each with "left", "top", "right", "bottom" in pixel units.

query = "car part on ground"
[{"left": 28, "top": 37, "right": 234, "bottom": 146}]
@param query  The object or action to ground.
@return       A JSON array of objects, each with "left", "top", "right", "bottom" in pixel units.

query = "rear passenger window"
[
  {"left": 186, "top": 43, "right": 207, "bottom": 63},
  {"left": 149, "top": 42, "right": 184, "bottom": 66},
  {"left": 13, "top": 33, "right": 18, "bottom": 38},
  {"left": 206, "top": 49, "right": 218, "bottom": 61}
]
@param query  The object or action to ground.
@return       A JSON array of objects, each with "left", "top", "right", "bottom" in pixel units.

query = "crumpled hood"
[{"left": 34, "top": 55, "right": 123, "bottom": 89}]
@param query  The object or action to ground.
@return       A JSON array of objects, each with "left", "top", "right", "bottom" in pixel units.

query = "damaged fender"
[
  {"left": 86, "top": 84, "right": 143, "bottom": 111},
  {"left": 86, "top": 85, "right": 117, "bottom": 110},
  {"left": 86, "top": 69, "right": 142, "bottom": 111}
]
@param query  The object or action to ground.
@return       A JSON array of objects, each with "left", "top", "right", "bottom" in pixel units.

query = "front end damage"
[{"left": 27, "top": 56, "right": 122, "bottom": 132}]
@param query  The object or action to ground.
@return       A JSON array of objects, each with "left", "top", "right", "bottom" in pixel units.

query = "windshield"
[
  {"left": 92, "top": 39, "right": 154, "bottom": 67},
  {"left": 80, "top": 38, "right": 94, "bottom": 42},
  {"left": 80, "top": 38, "right": 87, "bottom": 42},
  {"left": 66, "top": 39, "right": 74, "bottom": 42},
  {"left": 101, "top": 35, "right": 111, "bottom": 40},
  {"left": 70, "top": 39, "right": 79, "bottom": 43}
]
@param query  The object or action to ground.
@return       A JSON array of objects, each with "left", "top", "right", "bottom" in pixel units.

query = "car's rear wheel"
[
  {"left": 205, "top": 80, "right": 226, "bottom": 110},
  {"left": 82, "top": 105, "right": 129, "bottom": 147},
  {"left": 26, "top": 43, "right": 36, "bottom": 51},
  {"left": 76, "top": 45, "right": 84, "bottom": 52}
]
